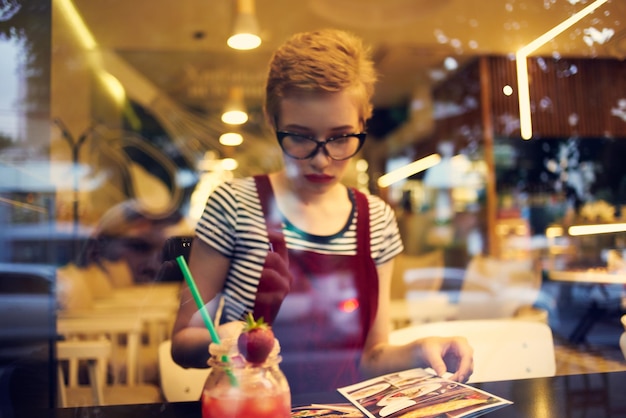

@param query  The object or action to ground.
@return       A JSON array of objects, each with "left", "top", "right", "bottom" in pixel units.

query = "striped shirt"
[{"left": 196, "top": 177, "right": 404, "bottom": 321}]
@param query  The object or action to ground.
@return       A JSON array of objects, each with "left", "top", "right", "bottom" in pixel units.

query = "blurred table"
[
  {"left": 24, "top": 371, "right": 626, "bottom": 418},
  {"left": 548, "top": 270, "right": 626, "bottom": 285},
  {"left": 547, "top": 270, "right": 626, "bottom": 343}
]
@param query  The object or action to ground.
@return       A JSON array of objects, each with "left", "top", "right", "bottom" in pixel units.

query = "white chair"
[
  {"left": 57, "top": 317, "right": 162, "bottom": 405},
  {"left": 389, "top": 318, "right": 556, "bottom": 383},
  {"left": 158, "top": 340, "right": 210, "bottom": 402},
  {"left": 456, "top": 256, "right": 541, "bottom": 320},
  {"left": 56, "top": 264, "right": 180, "bottom": 385},
  {"left": 389, "top": 251, "right": 462, "bottom": 328},
  {"left": 57, "top": 339, "right": 111, "bottom": 407}
]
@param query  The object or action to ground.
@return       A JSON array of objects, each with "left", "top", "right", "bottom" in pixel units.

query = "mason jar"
[{"left": 200, "top": 338, "right": 291, "bottom": 418}]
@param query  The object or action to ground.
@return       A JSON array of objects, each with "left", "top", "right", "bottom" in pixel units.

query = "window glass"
[{"left": 1, "top": 0, "right": 625, "bottom": 409}]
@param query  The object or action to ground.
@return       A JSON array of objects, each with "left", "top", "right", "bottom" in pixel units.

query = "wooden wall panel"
[
  {"left": 432, "top": 59, "right": 483, "bottom": 149},
  {"left": 433, "top": 55, "right": 626, "bottom": 140},
  {"left": 484, "top": 56, "right": 626, "bottom": 139},
  {"left": 428, "top": 55, "right": 625, "bottom": 257}
]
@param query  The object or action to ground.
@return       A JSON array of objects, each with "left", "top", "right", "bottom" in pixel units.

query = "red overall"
[{"left": 253, "top": 175, "right": 379, "bottom": 394}]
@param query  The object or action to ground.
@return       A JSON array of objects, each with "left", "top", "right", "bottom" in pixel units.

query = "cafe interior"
[{"left": 2, "top": 0, "right": 626, "bottom": 415}]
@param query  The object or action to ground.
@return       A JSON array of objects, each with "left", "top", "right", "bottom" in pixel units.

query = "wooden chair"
[{"left": 389, "top": 318, "right": 556, "bottom": 383}]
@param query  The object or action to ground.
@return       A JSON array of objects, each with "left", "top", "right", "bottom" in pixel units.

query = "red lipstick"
[{"left": 304, "top": 174, "right": 334, "bottom": 183}]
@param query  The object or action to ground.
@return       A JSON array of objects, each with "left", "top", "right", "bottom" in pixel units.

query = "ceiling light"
[
  {"left": 219, "top": 132, "right": 243, "bottom": 146},
  {"left": 569, "top": 223, "right": 626, "bottom": 236},
  {"left": 221, "top": 158, "right": 239, "bottom": 171},
  {"left": 377, "top": 154, "right": 441, "bottom": 188},
  {"left": 98, "top": 71, "right": 125, "bottom": 104},
  {"left": 56, "top": 0, "right": 97, "bottom": 50},
  {"left": 221, "top": 86, "right": 248, "bottom": 125},
  {"left": 227, "top": 0, "right": 261, "bottom": 50}
]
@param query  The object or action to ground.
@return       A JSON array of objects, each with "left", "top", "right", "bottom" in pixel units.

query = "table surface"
[
  {"left": 32, "top": 370, "right": 626, "bottom": 418},
  {"left": 547, "top": 270, "right": 626, "bottom": 285}
]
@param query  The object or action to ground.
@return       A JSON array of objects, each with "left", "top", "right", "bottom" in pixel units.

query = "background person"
[{"left": 78, "top": 200, "right": 188, "bottom": 285}]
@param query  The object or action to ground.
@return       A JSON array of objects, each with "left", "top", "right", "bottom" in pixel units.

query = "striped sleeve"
[
  {"left": 196, "top": 180, "right": 239, "bottom": 256},
  {"left": 195, "top": 178, "right": 270, "bottom": 322},
  {"left": 367, "top": 194, "right": 404, "bottom": 265}
]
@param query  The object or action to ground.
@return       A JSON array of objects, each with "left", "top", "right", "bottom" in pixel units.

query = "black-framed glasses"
[{"left": 276, "top": 131, "right": 366, "bottom": 161}]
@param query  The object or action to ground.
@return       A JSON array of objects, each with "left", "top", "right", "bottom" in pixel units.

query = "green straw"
[
  {"left": 176, "top": 255, "right": 238, "bottom": 386},
  {"left": 176, "top": 255, "right": 221, "bottom": 343}
]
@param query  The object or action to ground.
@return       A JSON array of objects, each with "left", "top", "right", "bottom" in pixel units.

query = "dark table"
[
  {"left": 547, "top": 270, "right": 625, "bottom": 343},
  {"left": 25, "top": 371, "right": 626, "bottom": 418}
]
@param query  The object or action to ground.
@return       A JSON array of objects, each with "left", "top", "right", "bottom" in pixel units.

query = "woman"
[{"left": 171, "top": 28, "right": 473, "bottom": 394}]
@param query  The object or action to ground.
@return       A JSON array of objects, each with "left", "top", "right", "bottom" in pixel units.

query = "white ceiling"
[
  {"left": 64, "top": 0, "right": 626, "bottom": 175},
  {"left": 72, "top": 0, "right": 625, "bottom": 113}
]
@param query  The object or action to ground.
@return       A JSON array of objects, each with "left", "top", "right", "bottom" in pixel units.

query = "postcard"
[{"left": 337, "top": 368, "right": 512, "bottom": 418}]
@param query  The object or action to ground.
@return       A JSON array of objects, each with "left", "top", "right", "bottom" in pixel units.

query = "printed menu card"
[{"left": 335, "top": 368, "right": 512, "bottom": 418}]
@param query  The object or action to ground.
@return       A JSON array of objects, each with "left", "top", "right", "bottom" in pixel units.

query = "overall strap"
[
  {"left": 351, "top": 187, "right": 378, "bottom": 334},
  {"left": 352, "top": 188, "right": 372, "bottom": 257}
]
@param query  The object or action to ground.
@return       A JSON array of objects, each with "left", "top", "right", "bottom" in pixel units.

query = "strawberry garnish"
[{"left": 237, "top": 312, "right": 275, "bottom": 365}]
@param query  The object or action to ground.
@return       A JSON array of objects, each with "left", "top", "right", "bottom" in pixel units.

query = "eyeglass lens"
[{"left": 281, "top": 134, "right": 361, "bottom": 160}]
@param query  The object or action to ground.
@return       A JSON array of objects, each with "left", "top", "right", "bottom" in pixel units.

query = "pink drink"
[
  {"left": 201, "top": 336, "right": 291, "bottom": 418},
  {"left": 201, "top": 388, "right": 290, "bottom": 418}
]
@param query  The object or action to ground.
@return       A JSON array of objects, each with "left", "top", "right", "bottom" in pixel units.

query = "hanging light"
[
  {"left": 221, "top": 158, "right": 239, "bottom": 171},
  {"left": 221, "top": 85, "right": 248, "bottom": 125},
  {"left": 227, "top": 0, "right": 261, "bottom": 50},
  {"left": 219, "top": 132, "right": 243, "bottom": 146}
]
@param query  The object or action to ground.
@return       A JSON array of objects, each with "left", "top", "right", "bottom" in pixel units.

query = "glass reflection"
[{"left": 0, "top": 0, "right": 624, "bottom": 410}]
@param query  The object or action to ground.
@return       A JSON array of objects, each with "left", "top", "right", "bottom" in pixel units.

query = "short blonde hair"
[{"left": 264, "top": 28, "right": 377, "bottom": 128}]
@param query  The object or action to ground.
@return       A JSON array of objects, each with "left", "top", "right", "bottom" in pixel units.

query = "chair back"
[
  {"left": 390, "top": 319, "right": 556, "bottom": 383},
  {"left": 57, "top": 316, "right": 163, "bottom": 405},
  {"left": 457, "top": 256, "right": 540, "bottom": 319},
  {"left": 158, "top": 340, "right": 210, "bottom": 402},
  {"left": 56, "top": 340, "right": 111, "bottom": 407}
]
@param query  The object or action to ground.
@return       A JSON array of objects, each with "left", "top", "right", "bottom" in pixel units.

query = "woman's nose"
[{"left": 309, "top": 145, "right": 331, "bottom": 167}]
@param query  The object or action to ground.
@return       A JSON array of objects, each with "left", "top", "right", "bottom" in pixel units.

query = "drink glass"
[{"left": 201, "top": 338, "right": 291, "bottom": 418}]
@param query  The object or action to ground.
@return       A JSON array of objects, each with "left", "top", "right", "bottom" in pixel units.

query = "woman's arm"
[
  {"left": 359, "top": 258, "right": 474, "bottom": 382},
  {"left": 170, "top": 237, "right": 231, "bottom": 368}
]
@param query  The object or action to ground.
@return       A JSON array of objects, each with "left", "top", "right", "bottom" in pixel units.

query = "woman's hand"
[
  {"left": 253, "top": 248, "right": 292, "bottom": 325},
  {"left": 415, "top": 336, "right": 474, "bottom": 382}
]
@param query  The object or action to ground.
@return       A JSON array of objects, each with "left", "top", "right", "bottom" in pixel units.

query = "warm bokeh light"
[
  {"left": 377, "top": 154, "right": 441, "bottom": 188},
  {"left": 355, "top": 159, "right": 369, "bottom": 172},
  {"left": 219, "top": 132, "right": 243, "bottom": 146},
  {"left": 221, "top": 158, "right": 239, "bottom": 171},
  {"left": 227, "top": 33, "right": 261, "bottom": 50},
  {"left": 221, "top": 110, "right": 248, "bottom": 125},
  {"left": 98, "top": 71, "right": 125, "bottom": 104},
  {"left": 568, "top": 223, "right": 626, "bottom": 236}
]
